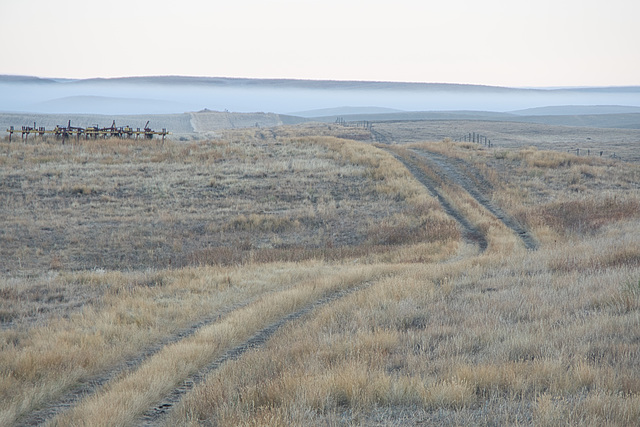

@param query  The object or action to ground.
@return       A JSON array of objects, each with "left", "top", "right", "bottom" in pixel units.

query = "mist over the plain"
[{"left": 1, "top": 76, "right": 640, "bottom": 116}]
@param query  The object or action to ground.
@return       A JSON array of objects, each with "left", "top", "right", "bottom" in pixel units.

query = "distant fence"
[
  {"left": 567, "top": 148, "right": 617, "bottom": 158},
  {"left": 453, "top": 132, "right": 619, "bottom": 159},
  {"left": 456, "top": 132, "right": 492, "bottom": 147},
  {"left": 335, "top": 117, "right": 373, "bottom": 130}
]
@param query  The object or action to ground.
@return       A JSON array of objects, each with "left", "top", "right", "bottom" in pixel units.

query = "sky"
[{"left": 1, "top": 0, "right": 639, "bottom": 87}]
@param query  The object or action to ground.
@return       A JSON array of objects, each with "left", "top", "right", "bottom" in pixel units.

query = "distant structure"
[
  {"left": 335, "top": 117, "right": 372, "bottom": 130},
  {"left": 6, "top": 120, "right": 169, "bottom": 143}
]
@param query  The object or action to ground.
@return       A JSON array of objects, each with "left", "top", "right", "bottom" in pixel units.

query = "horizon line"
[{"left": 2, "top": 73, "right": 640, "bottom": 90}]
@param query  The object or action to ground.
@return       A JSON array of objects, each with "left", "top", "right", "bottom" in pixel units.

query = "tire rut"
[
  {"left": 15, "top": 300, "right": 256, "bottom": 427},
  {"left": 137, "top": 281, "right": 373, "bottom": 426},
  {"left": 384, "top": 148, "right": 488, "bottom": 252},
  {"left": 411, "top": 149, "right": 538, "bottom": 250}
]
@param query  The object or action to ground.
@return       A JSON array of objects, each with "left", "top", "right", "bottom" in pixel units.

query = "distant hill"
[
  {"left": 2, "top": 74, "right": 640, "bottom": 117},
  {"left": 58, "top": 76, "right": 522, "bottom": 92},
  {"left": 189, "top": 110, "right": 306, "bottom": 132},
  {"left": 506, "top": 113, "right": 640, "bottom": 129},
  {"left": 299, "top": 109, "right": 639, "bottom": 129},
  {"left": 0, "top": 75, "right": 58, "bottom": 84},
  {"left": 31, "top": 96, "right": 189, "bottom": 115},
  {"left": 511, "top": 105, "right": 640, "bottom": 116},
  {"left": 307, "top": 110, "right": 517, "bottom": 122},
  {"left": 291, "top": 106, "right": 405, "bottom": 118}
]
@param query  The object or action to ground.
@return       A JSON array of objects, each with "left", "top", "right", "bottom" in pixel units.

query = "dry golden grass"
[
  {"left": 168, "top": 222, "right": 640, "bottom": 426},
  {"left": 49, "top": 264, "right": 393, "bottom": 426},
  {"left": 163, "top": 141, "right": 640, "bottom": 426},
  {"left": 0, "top": 130, "right": 456, "bottom": 274},
  {"left": 0, "top": 264, "right": 343, "bottom": 425},
  {"left": 1, "top": 130, "right": 639, "bottom": 426}
]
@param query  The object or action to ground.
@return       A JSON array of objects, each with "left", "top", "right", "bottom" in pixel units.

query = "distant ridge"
[
  {"left": 0, "top": 74, "right": 587, "bottom": 92},
  {"left": 511, "top": 105, "right": 640, "bottom": 115},
  {"left": 0, "top": 75, "right": 57, "bottom": 84},
  {"left": 53, "top": 76, "right": 520, "bottom": 92},
  {"left": 32, "top": 95, "right": 188, "bottom": 115},
  {"left": 305, "top": 109, "right": 640, "bottom": 129},
  {"left": 2, "top": 74, "right": 640, "bottom": 116},
  {"left": 3, "top": 74, "right": 640, "bottom": 93},
  {"left": 307, "top": 110, "right": 516, "bottom": 122},
  {"left": 291, "top": 106, "right": 405, "bottom": 118}
]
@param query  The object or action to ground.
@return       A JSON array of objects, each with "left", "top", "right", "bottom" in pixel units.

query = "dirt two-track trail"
[
  {"left": 15, "top": 144, "right": 537, "bottom": 427},
  {"left": 16, "top": 281, "right": 376, "bottom": 427},
  {"left": 137, "top": 282, "right": 373, "bottom": 426},
  {"left": 413, "top": 148, "right": 538, "bottom": 250},
  {"left": 383, "top": 146, "right": 538, "bottom": 252},
  {"left": 15, "top": 300, "right": 258, "bottom": 426}
]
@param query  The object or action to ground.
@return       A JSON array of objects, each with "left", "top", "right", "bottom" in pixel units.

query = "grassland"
[
  {"left": 0, "top": 124, "right": 453, "bottom": 277},
  {"left": 371, "top": 120, "right": 640, "bottom": 162},
  {"left": 1, "top": 123, "right": 639, "bottom": 426}
]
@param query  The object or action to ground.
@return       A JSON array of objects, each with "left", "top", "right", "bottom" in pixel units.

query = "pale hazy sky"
[{"left": 1, "top": 0, "right": 638, "bottom": 87}]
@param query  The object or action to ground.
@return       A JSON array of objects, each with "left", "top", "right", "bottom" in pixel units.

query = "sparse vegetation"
[
  {"left": 1, "top": 123, "right": 639, "bottom": 426},
  {"left": 0, "top": 129, "right": 454, "bottom": 274}
]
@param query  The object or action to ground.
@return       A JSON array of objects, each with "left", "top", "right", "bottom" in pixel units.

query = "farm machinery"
[{"left": 6, "top": 120, "right": 169, "bottom": 142}]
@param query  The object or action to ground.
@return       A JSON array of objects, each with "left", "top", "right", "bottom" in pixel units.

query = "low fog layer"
[{"left": 1, "top": 76, "right": 640, "bottom": 116}]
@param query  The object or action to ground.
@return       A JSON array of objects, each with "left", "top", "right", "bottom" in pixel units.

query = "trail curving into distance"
[
  {"left": 16, "top": 275, "right": 375, "bottom": 426},
  {"left": 14, "top": 142, "right": 537, "bottom": 427},
  {"left": 383, "top": 145, "right": 537, "bottom": 252},
  {"left": 134, "top": 145, "right": 539, "bottom": 425},
  {"left": 384, "top": 147, "right": 488, "bottom": 252},
  {"left": 411, "top": 148, "right": 538, "bottom": 251}
]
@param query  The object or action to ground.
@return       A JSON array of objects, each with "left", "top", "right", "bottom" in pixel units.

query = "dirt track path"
[
  {"left": 15, "top": 300, "right": 256, "bottom": 426},
  {"left": 411, "top": 149, "right": 538, "bottom": 250},
  {"left": 137, "top": 281, "right": 373, "bottom": 426},
  {"left": 384, "top": 148, "right": 488, "bottom": 252},
  {"left": 135, "top": 146, "right": 539, "bottom": 425},
  {"left": 16, "top": 275, "right": 374, "bottom": 426},
  {"left": 15, "top": 144, "right": 535, "bottom": 426},
  {"left": 383, "top": 146, "right": 537, "bottom": 252}
]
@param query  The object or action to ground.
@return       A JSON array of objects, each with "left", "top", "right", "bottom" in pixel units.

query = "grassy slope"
[{"left": 0, "top": 125, "right": 455, "bottom": 276}]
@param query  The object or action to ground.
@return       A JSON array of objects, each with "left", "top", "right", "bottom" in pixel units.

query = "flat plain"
[{"left": 1, "top": 120, "right": 639, "bottom": 426}]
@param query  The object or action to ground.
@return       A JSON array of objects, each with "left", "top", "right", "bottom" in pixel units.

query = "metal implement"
[{"left": 6, "top": 120, "right": 169, "bottom": 143}]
